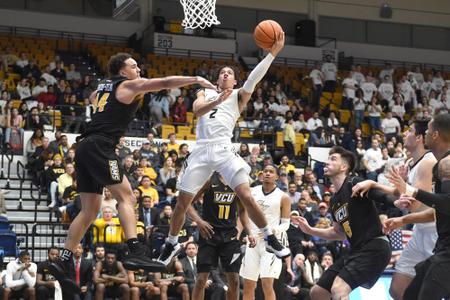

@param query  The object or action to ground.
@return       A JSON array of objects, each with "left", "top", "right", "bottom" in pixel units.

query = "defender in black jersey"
[
  {"left": 292, "top": 146, "right": 393, "bottom": 300},
  {"left": 392, "top": 114, "right": 450, "bottom": 300},
  {"left": 187, "top": 172, "right": 254, "bottom": 300},
  {"left": 48, "top": 53, "right": 217, "bottom": 294}
]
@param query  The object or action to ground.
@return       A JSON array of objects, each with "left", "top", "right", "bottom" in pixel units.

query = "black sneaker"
[
  {"left": 156, "top": 242, "right": 181, "bottom": 266},
  {"left": 265, "top": 234, "right": 291, "bottom": 259},
  {"left": 48, "top": 259, "right": 80, "bottom": 294},
  {"left": 123, "top": 253, "right": 166, "bottom": 272}
]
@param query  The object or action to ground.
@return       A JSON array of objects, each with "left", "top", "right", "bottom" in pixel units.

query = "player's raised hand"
[
  {"left": 196, "top": 76, "right": 218, "bottom": 91},
  {"left": 291, "top": 216, "right": 311, "bottom": 234},
  {"left": 383, "top": 217, "right": 404, "bottom": 235},
  {"left": 270, "top": 31, "right": 285, "bottom": 57},
  {"left": 351, "top": 180, "right": 375, "bottom": 198},
  {"left": 216, "top": 88, "right": 233, "bottom": 104},
  {"left": 386, "top": 167, "right": 407, "bottom": 194},
  {"left": 197, "top": 220, "right": 214, "bottom": 239}
]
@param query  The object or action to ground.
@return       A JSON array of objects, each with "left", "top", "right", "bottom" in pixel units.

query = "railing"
[
  {"left": 9, "top": 221, "right": 29, "bottom": 252},
  {"left": 154, "top": 47, "right": 236, "bottom": 61},
  {"left": 160, "top": 22, "right": 237, "bottom": 40},
  {"left": 16, "top": 161, "right": 26, "bottom": 211},
  {"left": 0, "top": 147, "right": 14, "bottom": 186},
  {"left": 31, "top": 222, "right": 69, "bottom": 262}
]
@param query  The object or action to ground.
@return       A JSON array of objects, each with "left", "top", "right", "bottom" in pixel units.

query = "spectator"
[
  {"left": 45, "top": 154, "right": 65, "bottom": 208},
  {"left": 138, "top": 195, "right": 158, "bottom": 231},
  {"left": 4, "top": 250, "right": 37, "bottom": 300},
  {"left": 66, "top": 64, "right": 81, "bottom": 82},
  {"left": 94, "top": 251, "right": 130, "bottom": 300},
  {"left": 432, "top": 70, "right": 445, "bottom": 92},
  {"left": 16, "top": 78, "right": 32, "bottom": 100},
  {"left": 278, "top": 97, "right": 290, "bottom": 115},
  {"left": 128, "top": 268, "right": 160, "bottom": 300},
  {"left": 62, "top": 94, "right": 83, "bottom": 133},
  {"left": 295, "top": 198, "right": 314, "bottom": 226},
  {"left": 399, "top": 76, "right": 416, "bottom": 112},
  {"left": 287, "top": 253, "right": 313, "bottom": 300},
  {"left": 306, "top": 173, "right": 324, "bottom": 200},
  {"left": 36, "top": 247, "right": 59, "bottom": 300},
  {"left": 352, "top": 64, "right": 365, "bottom": 87},
  {"left": 71, "top": 244, "right": 93, "bottom": 300},
  {"left": 378, "top": 75, "right": 394, "bottom": 109},
  {"left": 313, "top": 202, "right": 332, "bottom": 226},
  {"left": 138, "top": 176, "right": 159, "bottom": 205},
  {"left": 287, "top": 211, "right": 314, "bottom": 257},
  {"left": 363, "top": 138, "right": 383, "bottom": 181},
  {"left": 26, "top": 107, "right": 46, "bottom": 131},
  {"left": 238, "top": 143, "right": 251, "bottom": 161},
  {"left": 171, "top": 96, "right": 187, "bottom": 124},
  {"left": 420, "top": 73, "right": 436, "bottom": 99},
  {"left": 15, "top": 52, "right": 29, "bottom": 72},
  {"left": 381, "top": 111, "right": 401, "bottom": 141},
  {"left": 1, "top": 47, "right": 18, "bottom": 71},
  {"left": 378, "top": 62, "right": 394, "bottom": 84},
  {"left": 159, "top": 157, "right": 176, "bottom": 187},
  {"left": 287, "top": 182, "right": 301, "bottom": 209},
  {"left": 321, "top": 57, "right": 337, "bottom": 92},
  {"left": 154, "top": 258, "right": 189, "bottom": 300},
  {"left": 32, "top": 78, "right": 48, "bottom": 97},
  {"left": 100, "top": 188, "right": 118, "bottom": 216},
  {"left": 5, "top": 107, "right": 24, "bottom": 149},
  {"left": 57, "top": 162, "right": 75, "bottom": 200},
  {"left": 57, "top": 135, "right": 71, "bottom": 158},
  {"left": 145, "top": 133, "right": 160, "bottom": 153},
  {"left": 139, "top": 141, "right": 159, "bottom": 167},
  {"left": 306, "top": 112, "right": 323, "bottom": 132},
  {"left": 23, "top": 60, "right": 42, "bottom": 81},
  {"left": 279, "top": 155, "right": 296, "bottom": 175},
  {"left": 353, "top": 89, "right": 366, "bottom": 129},
  {"left": 309, "top": 62, "right": 324, "bottom": 111},
  {"left": 25, "top": 128, "right": 44, "bottom": 159},
  {"left": 93, "top": 206, "right": 123, "bottom": 245},
  {"left": 165, "top": 168, "right": 180, "bottom": 204},
  {"left": 361, "top": 76, "right": 377, "bottom": 103},
  {"left": 391, "top": 94, "right": 406, "bottom": 122},
  {"left": 303, "top": 249, "right": 323, "bottom": 284},
  {"left": 326, "top": 111, "right": 339, "bottom": 129},
  {"left": 283, "top": 117, "right": 296, "bottom": 159},
  {"left": 342, "top": 72, "right": 357, "bottom": 109},
  {"left": 180, "top": 242, "right": 197, "bottom": 293},
  {"left": 149, "top": 90, "right": 170, "bottom": 129},
  {"left": 116, "top": 136, "right": 131, "bottom": 160},
  {"left": 166, "top": 133, "right": 179, "bottom": 154},
  {"left": 50, "top": 61, "right": 66, "bottom": 80},
  {"left": 320, "top": 252, "right": 334, "bottom": 271},
  {"left": 93, "top": 244, "right": 106, "bottom": 264},
  {"left": 367, "top": 97, "right": 382, "bottom": 133}
]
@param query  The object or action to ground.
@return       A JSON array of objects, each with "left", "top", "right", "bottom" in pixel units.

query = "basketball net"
[{"left": 180, "top": 0, "right": 221, "bottom": 29}]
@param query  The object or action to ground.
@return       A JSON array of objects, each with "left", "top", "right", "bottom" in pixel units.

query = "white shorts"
[
  {"left": 177, "top": 141, "right": 251, "bottom": 195},
  {"left": 239, "top": 239, "right": 282, "bottom": 281},
  {"left": 395, "top": 222, "right": 437, "bottom": 277}
]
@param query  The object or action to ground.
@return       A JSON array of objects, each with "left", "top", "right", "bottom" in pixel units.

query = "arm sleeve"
[
  {"left": 416, "top": 181, "right": 450, "bottom": 216},
  {"left": 242, "top": 53, "right": 275, "bottom": 93},
  {"left": 367, "top": 188, "right": 397, "bottom": 206}
]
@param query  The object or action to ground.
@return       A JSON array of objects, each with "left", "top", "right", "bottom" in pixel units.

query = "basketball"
[{"left": 253, "top": 20, "right": 283, "bottom": 49}]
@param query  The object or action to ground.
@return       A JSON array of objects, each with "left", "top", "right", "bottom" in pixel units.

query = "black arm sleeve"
[
  {"left": 416, "top": 180, "right": 450, "bottom": 216},
  {"left": 367, "top": 188, "right": 397, "bottom": 206}
]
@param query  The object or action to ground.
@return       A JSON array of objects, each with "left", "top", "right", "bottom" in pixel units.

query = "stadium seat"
[
  {"left": 161, "top": 125, "right": 176, "bottom": 139},
  {"left": 276, "top": 132, "right": 284, "bottom": 148},
  {"left": 339, "top": 109, "right": 352, "bottom": 124}
]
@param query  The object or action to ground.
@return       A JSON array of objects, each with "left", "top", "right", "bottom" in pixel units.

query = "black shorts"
[
  {"left": 197, "top": 228, "right": 241, "bottom": 273},
  {"left": 317, "top": 237, "right": 391, "bottom": 291},
  {"left": 75, "top": 135, "right": 124, "bottom": 194},
  {"left": 404, "top": 250, "right": 450, "bottom": 299},
  {"left": 105, "top": 284, "right": 123, "bottom": 298}
]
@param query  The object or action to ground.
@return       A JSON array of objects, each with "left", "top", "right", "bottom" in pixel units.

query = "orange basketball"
[{"left": 253, "top": 20, "right": 283, "bottom": 49}]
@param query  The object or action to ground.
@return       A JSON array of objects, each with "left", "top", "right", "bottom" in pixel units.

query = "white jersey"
[
  {"left": 407, "top": 151, "right": 435, "bottom": 185},
  {"left": 250, "top": 185, "right": 284, "bottom": 237},
  {"left": 196, "top": 88, "right": 240, "bottom": 142}
]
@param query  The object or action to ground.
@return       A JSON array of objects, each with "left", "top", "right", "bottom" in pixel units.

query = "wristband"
[{"left": 405, "top": 184, "right": 417, "bottom": 198}]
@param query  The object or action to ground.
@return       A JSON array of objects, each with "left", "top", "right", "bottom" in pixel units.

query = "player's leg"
[
  {"left": 330, "top": 276, "right": 352, "bottom": 300},
  {"left": 224, "top": 272, "right": 239, "bottom": 300},
  {"left": 107, "top": 176, "right": 165, "bottom": 271},
  {"left": 260, "top": 278, "right": 276, "bottom": 300},
  {"left": 49, "top": 192, "right": 101, "bottom": 294},
  {"left": 242, "top": 279, "right": 257, "bottom": 300},
  {"left": 390, "top": 273, "right": 413, "bottom": 300},
  {"left": 310, "top": 285, "right": 331, "bottom": 300},
  {"left": 158, "top": 152, "right": 212, "bottom": 265},
  {"left": 192, "top": 272, "right": 210, "bottom": 300},
  {"left": 413, "top": 254, "right": 450, "bottom": 300}
]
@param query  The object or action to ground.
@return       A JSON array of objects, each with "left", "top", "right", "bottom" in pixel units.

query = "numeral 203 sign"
[{"left": 157, "top": 35, "right": 173, "bottom": 48}]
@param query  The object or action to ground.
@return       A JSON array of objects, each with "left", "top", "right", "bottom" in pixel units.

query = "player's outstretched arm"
[
  {"left": 117, "top": 76, "right": 216, "bottom": 104},
  {"left": 192, "top": 89, "right": 233, "bottom": 117},
  {"left": 383, "top": 207, "right": 435, "bottom": 234},
  {"left": 291, "top": 216, "right": 346, "bottom": 241},
  {"left": 238, "top": 31, "right": 285, "bottom": 112}
]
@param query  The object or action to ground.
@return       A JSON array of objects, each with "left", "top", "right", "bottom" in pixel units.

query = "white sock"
[
  {"left": 167, "top": 235, "right": 179, "bottom": 245},
  {"left": 261, "top": 226, "right": 271, "bottom": 239}
]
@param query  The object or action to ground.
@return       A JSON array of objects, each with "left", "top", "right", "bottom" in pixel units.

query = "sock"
[
  {"left": 60, "top": 249, "right": 73, "bottom": 262},
  {"left": 126, "top": 238, "right": 141, "bottom": 254},
  {"left": 261, "top": 226, "right": 271, "bottom": 239},
  {"left": 167, "top": 235, "right": 179, "bottom": 246}
]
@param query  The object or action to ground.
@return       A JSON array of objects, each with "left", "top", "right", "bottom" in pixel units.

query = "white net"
[{"left": 180, "top": 0, "right": 221, "bottom": 29}]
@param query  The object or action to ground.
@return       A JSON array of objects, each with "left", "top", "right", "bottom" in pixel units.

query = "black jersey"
[
  {"left": 84, "top": 76, "right": 140, "bottom": 142},
  {"left": 330, "top": 176, "right": 384, "bottom": 251},
  {"left": 432, "top": 150, "right": 450, "bottom": 252},
  {"left": 202, "top": 173, "right": 238, "bottom": 230}
]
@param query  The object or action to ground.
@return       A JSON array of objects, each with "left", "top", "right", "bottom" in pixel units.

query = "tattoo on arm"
[{"left": 439, "top": 157, "right": 450, "bottom": 181}]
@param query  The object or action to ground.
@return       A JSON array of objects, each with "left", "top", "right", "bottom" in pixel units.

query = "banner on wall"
[
  {"left": 23, "top": 131, "right": 258, "bottom": 157},
  {"left": 154, "top": 33, "right": 236, "bottom": 53}
]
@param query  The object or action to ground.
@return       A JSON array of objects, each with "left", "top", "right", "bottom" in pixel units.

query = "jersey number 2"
[
  {"left": 93, "top": 92, "right": 109, "bottom": 113},
  {"left": 209, "top": 108, "right": 218, "bottom": 119},
  {"left": 218, "top": 205, "right": 230, "bottom": 219}
]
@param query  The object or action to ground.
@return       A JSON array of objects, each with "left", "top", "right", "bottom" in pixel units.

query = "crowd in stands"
[{"left": 1, "top": 41, "right": 450, "bottom": 299}]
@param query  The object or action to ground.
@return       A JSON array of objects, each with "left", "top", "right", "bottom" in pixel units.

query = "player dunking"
[
  {"left": 240, "top": 164, "right": 291, "bottom": 300},
  {"left": 158, "top": 32, "right": 290, "bottom": 265},
  {"left": 48, "top": 53, "right": 217, "bottom": 293},
  {"left": 384, "top": 114, "right": 450, "bottom": 299},
  {"left": 186, "top": 172, "right": 254, "bottom": 300},
  {"left": 352, "top": 120, "right": 437, "bottom": 300},
  {"left": 292, "top": 146, "right": 394, "bottom": 300}
]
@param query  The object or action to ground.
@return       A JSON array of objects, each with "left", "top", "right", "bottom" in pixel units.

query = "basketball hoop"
[{"left": 180, "top": 0, "right": 221, "bottom": 29}]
